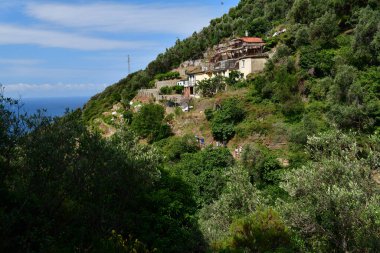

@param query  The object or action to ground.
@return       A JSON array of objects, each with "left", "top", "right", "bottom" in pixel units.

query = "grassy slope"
[{"left": 168, "top": 86, "right": 290, "bottom": 161}]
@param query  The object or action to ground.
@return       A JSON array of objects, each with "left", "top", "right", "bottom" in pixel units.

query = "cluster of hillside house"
[
  {"left": 177, "top": 36, "right": 268, "bottom": 98},
  {"left": 135, "top": 36, "right": 269, "bottom": 104}
]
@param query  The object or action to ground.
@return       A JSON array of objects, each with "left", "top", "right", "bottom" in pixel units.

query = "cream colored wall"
[
  {"left": 239, "top": 57, "right": 267, "bottom": 78},
  {"left": 239, "top": 59, "right": 252, "bottom": 78},
  {"left": 195, "top": 73, "right": 209, "bottom": 83},
  {"left": 251, "top": 58, "right": 267, "bottom": 73},
  {"left": 224, "top": 70, "right": 231, "bottom": 78},
  {"left": 191, "top": 73, "right": 210, "bottom": 95},
  {"left": 210, "top": 70, "right": 231, "bottom": 79}
]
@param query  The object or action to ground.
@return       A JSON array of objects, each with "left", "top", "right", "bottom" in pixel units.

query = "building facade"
[{"left": 180, "top": 37, "right": 268, "bottom": 97}]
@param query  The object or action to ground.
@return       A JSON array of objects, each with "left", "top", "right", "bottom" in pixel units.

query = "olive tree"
[{"left": 280, "top": 131, "right": 380, "bottom": 252}]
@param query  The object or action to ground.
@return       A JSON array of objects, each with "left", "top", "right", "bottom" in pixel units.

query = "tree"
[
  {"left": 198, "top": 166, "right": 262, "bottom": 245},
  {"left": 280, "top": 131, "right": 380, "bottom": 252},
  {"left": 208, "top": 97, "right": 245, "bottom": 143},
  {"left": 247, "top": 17, "right": 271, "bottom": 37},
  {"left": 156, "top": 134, "right": 199, "bottom": 162},
  {"left": 327, "top": 66, "right": 379, "bottom": 131},
  {"left": 241, "top": 144, "right": 282, "bottom": 187},
  {"left": 173, "top": 147, "right": 234, "bottom": 207},
  {"left": 288, "top": 0, "right": 311, "bottom": 24},
  {"left": 225, "top": 70, "right": 244, "bottom": 87},
  {"left": 196, "top": 75, "right": 226, "bottom": 97},
  {"left": 372, "top": 30, "right": 380, "bottom": 61},
  {"left": 131, "top": 103, "right": 172, "bottom": 142},
  {"left": 265, "top": 0, "right": 290, "bottom": 21},
  {"left": 227, "top": 208, "right": 296, "bottom": 253},
  {"left": 211, "top": 122, "right": 235, "bottom": 143},
  {"left": 0, "top": 91, "right": 204, "bottom": 252},
  {"left": 328, "top": 65, "right": 357, "bottom": 104},
  {"left": 294, "top": 25, "right": 310, "bottom": 47},
  {"left": 0, "top": 88, "right": 29, "bottom": 178},
  {"left": 352, "top": 7, "right": 380, "bottom": 66},
  {"left": 309, "top": 11, "right": 340, "bottom": 46}
]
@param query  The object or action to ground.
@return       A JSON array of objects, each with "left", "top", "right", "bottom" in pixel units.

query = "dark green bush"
[
  {"left": 131, "top": 103, "right": 172, "bottom": 142},
  {"left": 159, "top": 86, "right": 172, "bottom": 95},
  {"left": 157, "top": 134, "right": 199, "bottom": 161},
  {"left": 211, "top": 122, "right": 235, "bottom": 143},
  {"left": 224, "top": 208, "right": 296, "bottom": 253},
  {"left": 241, "top": 144, "right": 282, "bottom": 187},
  {"left": 173, "top": 147, "right": 234, "bottom": 207},
  {"left": 208, "top": 98, "right": 245, "bottom": 143},
  {"left": 173, "top": 85, "right": 184, "bottom": 94},
  {"left": 204, "top": 108, "right": 214, "bottom": 121},
  {"left": 155, "top": 71, "right": 180, "bottom": 81}
]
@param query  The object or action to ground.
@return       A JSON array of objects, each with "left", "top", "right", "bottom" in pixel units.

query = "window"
[{"left": 241, "top": 60, "right": 245, "bottom": 68}]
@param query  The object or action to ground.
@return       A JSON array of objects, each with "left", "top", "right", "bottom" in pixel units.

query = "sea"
[{"left": 19, "top": 96, "right": 90, "bottom": 117}]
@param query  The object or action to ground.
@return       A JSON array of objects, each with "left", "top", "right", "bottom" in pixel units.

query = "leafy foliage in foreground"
[
  {"left": 0, "top": 94, "right": 203, "bottom": 253},
  {"left": 280, "top": 131, "right": 380, "bottom": 252},
  {"left": 172, "top": 146, "right": 235, "bottom": 207},
  {"left": 226, "top": 208, "right": 295, "bottom": 253}
]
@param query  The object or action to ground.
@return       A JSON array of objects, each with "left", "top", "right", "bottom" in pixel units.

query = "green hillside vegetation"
[
  {"left": 1, "top": 0, "right": 380, "bottom": 252},
  {"left": 82, "top": 0, "right": 295, "bottom": 122}
]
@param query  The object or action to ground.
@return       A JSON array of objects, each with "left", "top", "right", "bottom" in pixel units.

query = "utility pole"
[{"left": 127, "top": 54, "right": 131, "bottom": 75}]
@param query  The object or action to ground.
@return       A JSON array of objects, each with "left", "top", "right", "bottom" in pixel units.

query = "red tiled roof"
[{"left": 240, "top": 37, "right": 264, "bottom": 43}]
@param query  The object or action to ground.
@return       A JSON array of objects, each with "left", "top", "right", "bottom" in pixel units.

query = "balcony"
[
  {"left": 213, "top": 59, "right": 238, "bottom": 71},
  {"left": 187, "top": 80, "right": 196, "bottom": 87}
]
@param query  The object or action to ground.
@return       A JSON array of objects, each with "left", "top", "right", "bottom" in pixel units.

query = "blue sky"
[{"left": 0, "top": 0, "right": 239, "bottom": 98}]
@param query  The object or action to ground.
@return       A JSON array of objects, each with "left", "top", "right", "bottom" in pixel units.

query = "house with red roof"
[
  {"left": 180, "top": 36, "right": 269, "bottom": 98},
  {"left": 209, "top": 36, "right": 268, "bottom": 78}
]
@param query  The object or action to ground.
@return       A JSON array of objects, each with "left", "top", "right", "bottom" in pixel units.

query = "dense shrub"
[
  {"left": 352, "top": 7, "right": 380, "bottom": 66},
  {"left": 309, "top": 11, "right": 340, "bottom": 46},
  {"left": 207, "top": 97, "right": 245, "bottom": 143},
  {"left": 281, "top": 131, "right": 380, "bottom": 252},
  {"left": 159, "top": 85, "right": 184, "bottom": 95},
  {"left": 204, "top": 108, "right": 214, "bottom": 121},
  {"left": 173, "top": 147, "right": 234, "bottom": 207},
  {"left": 156, "top": 135, "right": 200, "bottom": 162},
  {"left": 241, "top": 144, "right": 282, "bottom": 187},
  {"left": 155, "top": 71, "right": 180, "bottom": 81},
  {"left": 131, "top": 103, "right": 172, "bottom": 142},
  {"left": 225, "top": 208, "right": 296, "bottom": 253},
  {"left": 196, "top": 76, "right": 226, "bottom": 97}
]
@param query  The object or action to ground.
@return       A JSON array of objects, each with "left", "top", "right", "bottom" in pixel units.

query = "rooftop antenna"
[{"left": 127, "top": 54, "right": 131, "bottom": 75}]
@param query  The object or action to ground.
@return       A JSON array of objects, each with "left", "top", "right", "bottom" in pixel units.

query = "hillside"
[
  {"left": 82, "top": 0, "right": 295, "bottom": 122},
  {"left": 80, "top": 0, "right": 380, "bottom": 250},
  {"left": 81, "top": 0, "right": 380, "bottom": 251},
  {"left": 83, "top": 0, "right": 380, "bottom": 161},
  {"left": 83, "top": 0, "right": 380, "bottom": 134},
  {"left": 1, "top": 0, "right": 380, "bottom": 252}
]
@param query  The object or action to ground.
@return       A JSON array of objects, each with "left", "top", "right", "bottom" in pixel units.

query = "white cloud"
[
  {"left": 0, "top": 58, "right": 43, "bottom": 65},
  {"left": 0, "top": 24, "right": 153, "bottom": 50},
  {"left": 26, "top": 2, "right": 214, "bottom": 35},
  {"left": 3, "top": 82, "right": 107, "bottom": 98}
]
